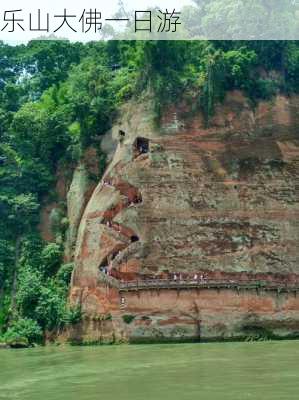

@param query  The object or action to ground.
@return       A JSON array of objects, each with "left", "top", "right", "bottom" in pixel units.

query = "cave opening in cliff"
[
  {"left": 133, "top": 194, "right": 142, "bottom": 204},
  {"left": 134, "top": 137, "right": 149, "bottom": 155},
  {"left": 131, "top": 235, "right": 139, "bottom": 243},
  {"left": 118, "top": 130, "right": 126, "bottom": 143},
  {"left": 99, "top": 257, "right": 109, "bottom": 273}
]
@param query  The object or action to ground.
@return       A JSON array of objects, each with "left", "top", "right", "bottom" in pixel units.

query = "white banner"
[{"left": 1, "top": 0, "right": 298, "bottom": 42}]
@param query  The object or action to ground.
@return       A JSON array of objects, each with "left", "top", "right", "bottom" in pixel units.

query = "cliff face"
[{"left": 67, "top": 92, "right": 299, "bottom": 343}]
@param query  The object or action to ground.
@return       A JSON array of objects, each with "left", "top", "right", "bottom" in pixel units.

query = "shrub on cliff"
[
  {"left": 41, "top": 243, "right": 63, "bottom": 277},
  {"left": 56, "top": 263, "right": 74, "bottom": 286},
  {"left": 62, "top": 306, "right": 82, "bottom": 325},
  {"left": 3, "top": 318, "right": 43, "bottom": 346},
  {"left": 16, "top": 268, "right": 43, "bottom": 317},
  {"left": 122, "top": 315, "right": 136, "bottom": 324}
]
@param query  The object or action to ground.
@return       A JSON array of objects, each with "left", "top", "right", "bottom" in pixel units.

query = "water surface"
[{"left": 1, "top": 341, "right": 299, "bottom": 400}]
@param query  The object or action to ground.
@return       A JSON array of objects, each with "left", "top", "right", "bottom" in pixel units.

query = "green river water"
[{"left": 1, "top": 341, "right": 299, "bottom": 400}]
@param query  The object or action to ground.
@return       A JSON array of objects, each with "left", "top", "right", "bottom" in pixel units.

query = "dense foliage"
[{"left": 1, "top": 39, "right": 299, "bottom": 344}]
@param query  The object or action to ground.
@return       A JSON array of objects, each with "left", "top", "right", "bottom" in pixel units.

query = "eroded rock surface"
[{"left": 68, "top": 93, "right": 299, "bottom": 343}]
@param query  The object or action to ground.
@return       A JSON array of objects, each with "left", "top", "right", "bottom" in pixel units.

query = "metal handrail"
[
  {"left": 118, "top": 278, "right": 299, "bottom": 292},
  {"left": 97, "top": 273, "right": 299, "bottom": 293}
]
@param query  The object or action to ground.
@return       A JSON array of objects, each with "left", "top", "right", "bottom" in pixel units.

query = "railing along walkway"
[{"left": 98, "top": 273, "right": 299, "bottom": 294}]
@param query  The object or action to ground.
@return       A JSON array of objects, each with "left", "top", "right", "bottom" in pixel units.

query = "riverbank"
[{"left": 2, "top": 332, "right": 299, "bottom": 350}]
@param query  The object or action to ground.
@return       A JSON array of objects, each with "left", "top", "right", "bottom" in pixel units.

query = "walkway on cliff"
[{"left": 98, "top": 273, "right": 299, "bottom": 294}]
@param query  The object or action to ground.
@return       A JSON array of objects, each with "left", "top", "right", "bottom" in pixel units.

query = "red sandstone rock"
[{"left": 66, "top": 94, "right": 299, "bottom": 343}]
